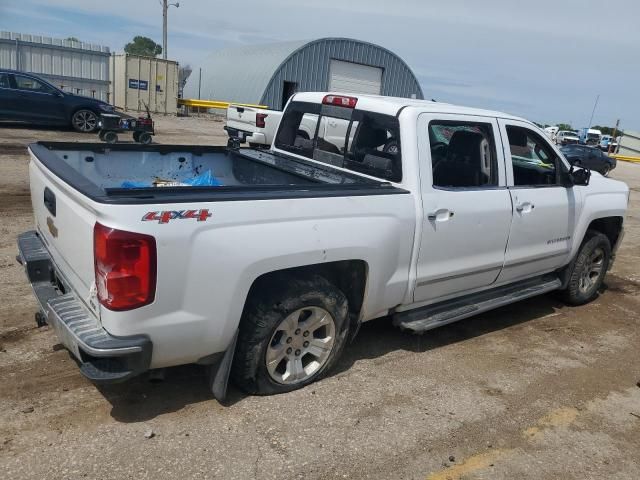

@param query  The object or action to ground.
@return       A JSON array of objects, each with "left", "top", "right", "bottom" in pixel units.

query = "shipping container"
[
  {"left": 109, "top": 54, "right": 179, "bottom": 114},
  {"left": 0, "top": 31, "right": 110, "bottom": 101}
]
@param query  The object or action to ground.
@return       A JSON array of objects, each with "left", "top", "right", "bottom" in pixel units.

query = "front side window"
[
  {"left": 14, "top": 75, "right": 54, "bottom": 94},
  {"left": 429, "top": 121, "right": 498, "bottom": 188},
  {"left": 0, "top": 73, "right": 9, "bottom": 89},
  {"left": 274, "top": 101, "right": 402, "bottom": 182},
  {"left": 506, "top": 125, "right": 561, "bottom": 186}
]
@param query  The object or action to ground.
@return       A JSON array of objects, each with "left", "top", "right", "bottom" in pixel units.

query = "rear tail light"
[
  {"left": 256, "top": 112, "right": 268, "bottom": 128},
  {"left": 94, "top": 223, "right": 156, "bottom": 311},
  {"left": 322, "top": 95, "right": 358, "bottom": 108}
]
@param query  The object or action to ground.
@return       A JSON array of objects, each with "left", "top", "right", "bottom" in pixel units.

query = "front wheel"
[
  {"left": 560, "top": 230, "right": 611, "bottom": 305},
  {"left": 71, "top": 109, "right": 99, "bottom": 132},
  {"left": 231, "top": 274, "right": 349, "bottom": 395},
  {"left": 600, "top": 164, "right": 611, "bottom": 177}
]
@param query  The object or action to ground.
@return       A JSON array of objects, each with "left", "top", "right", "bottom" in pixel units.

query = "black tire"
[
  {"left": 98, "top": 130, "right": 106, "bottom": 141},
  {"left": 231, "top": 274, "right": 350, "bottom": 395},
  {"left": 600, "top": 164, "right": 611, "bottom": 177},
  {"left": 103, "top": 131, "right": 118, "bottom": 144},
  {"left": 138, "top": 132, "right": 152, "bottom": 145},
  {"left": 71, "top": 109, "right": 99, "bottom": 132},
  {"left": 132, "top": 131, "right": 141, "bottom": 142},
  {"left": 560, "top": 230, "right": 611, "bottom": 306}
]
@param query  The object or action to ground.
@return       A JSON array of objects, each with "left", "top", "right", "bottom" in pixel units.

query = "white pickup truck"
[
  {"left": 18, "top": 92, "right": 628, "bottom": 400},
  {"left": 225, "top": 104, "right": 283, "bottom": 148}
]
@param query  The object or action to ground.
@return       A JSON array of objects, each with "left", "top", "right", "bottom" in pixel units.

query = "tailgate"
[
  {"left": 226, "top": 105, "right": 261, "bottom": 133},
  {"left": 28, "top": 151, "right": 97, "bottom": 311}
]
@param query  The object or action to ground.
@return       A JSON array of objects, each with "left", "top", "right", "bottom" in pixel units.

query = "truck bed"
[{"left": 29, "top": 142, "right": 404, "bottom": 204}]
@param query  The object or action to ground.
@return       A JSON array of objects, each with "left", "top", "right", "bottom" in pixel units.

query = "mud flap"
[{"left": 208, "top": 329, "right": 238, "bottom": 402}]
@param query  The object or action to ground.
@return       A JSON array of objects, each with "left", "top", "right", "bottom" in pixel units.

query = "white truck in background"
[
  {"left": 18, "top": 92, "right": 629, "bottom": 402},
  {"left": 224, "top": 105, "right": 282, "bottom": 147}
]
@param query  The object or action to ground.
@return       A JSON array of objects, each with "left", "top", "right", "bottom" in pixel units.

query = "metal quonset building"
[{"left": 185, "top": 38, "right": 424, "bottom": 109}]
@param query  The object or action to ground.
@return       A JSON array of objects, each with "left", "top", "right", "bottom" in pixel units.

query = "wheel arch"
[
  {"left": 586, "top": 216, "right": 623, "bottom": 249},
  {"left": 243, "top": 259, "right": 369, "bottom": 321}
]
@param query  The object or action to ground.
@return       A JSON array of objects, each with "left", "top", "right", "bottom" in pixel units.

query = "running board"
[{"left": 393, "top": 276, "right": 562, "bottom": 334}]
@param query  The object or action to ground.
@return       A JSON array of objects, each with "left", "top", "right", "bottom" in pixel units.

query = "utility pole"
[
  {"left": 162, "top": 0, "right": 167, "bottom": 60},
  {"left": 609, "top": 119, "right": 620, "bottom": 154},
  {"left": 587, "top": 94, "right": 600, "bottom": 130},
  {"left": 198, "top": 67, "right": 202, "bottom": 100},
  {"left": 161, "top": 0, "right": 180, "bottom": 60}
]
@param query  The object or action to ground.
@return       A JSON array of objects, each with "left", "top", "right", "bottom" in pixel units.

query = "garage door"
[{"left": 328, "top": 60, "right": 382, "bottom": 95}]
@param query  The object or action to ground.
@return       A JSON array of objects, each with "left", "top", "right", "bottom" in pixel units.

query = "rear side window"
[
  {"left": 275, "top": 101, "right": 402, "bottom": 182},
  {"left": 429, "top": 121, "right": 498, "bottom": 188}
]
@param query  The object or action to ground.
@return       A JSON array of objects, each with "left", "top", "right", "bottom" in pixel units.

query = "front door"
[
  {"left": 12, "top": 74, "right": 66, "bottom": 123},
  {"left": 413, "top": 114, "right": 512, "bottom": 303},
  {"left": 497, "top": 119, "right": 581, "bottom": 283}
]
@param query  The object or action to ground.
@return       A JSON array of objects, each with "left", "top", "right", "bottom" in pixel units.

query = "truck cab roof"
[{"left": 291, "top": 91, "right": 529, "bottom": 124}]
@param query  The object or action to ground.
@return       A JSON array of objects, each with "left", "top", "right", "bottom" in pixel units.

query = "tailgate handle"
[
  {"left": 44, "top": 187, "right": 56, "bottom": 216},
  {"left": 236, "top": 107, "right": 245, "bottom": 113}
]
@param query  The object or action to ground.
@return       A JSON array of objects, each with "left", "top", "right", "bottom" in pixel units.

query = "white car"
[
  {"left": 556, "top": 130, "right": 580, "bottom": 145},
  {"left": 18, "top": 92, "right": 629, "bottom": 400}
]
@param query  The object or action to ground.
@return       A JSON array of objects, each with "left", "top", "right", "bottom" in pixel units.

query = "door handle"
[
  {"left": 515, "top": 202, "right": 535, "bottom": 212},
  {"left": 427, "top": 209, "right": 454, "bottom": 221}
]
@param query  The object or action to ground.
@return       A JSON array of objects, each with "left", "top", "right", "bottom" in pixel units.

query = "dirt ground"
[{"left": 0, "top": 118, "right": 639, "bottom": 480}]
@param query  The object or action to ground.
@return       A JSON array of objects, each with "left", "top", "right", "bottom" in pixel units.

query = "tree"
[
  {"left": 592, "top": 125, "right": 622, "bottom": 137},
  {"left": 66, "top": 37, "right": 80, "bottom": 43},
  {"left": 556, "top": 123, "right": 574, "bottom": 132},
  {"left": 124, "top": 36, "right": 162, "bottom": 57}
]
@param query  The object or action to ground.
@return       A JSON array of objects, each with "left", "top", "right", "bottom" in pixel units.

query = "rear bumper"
[
  {"left": 224, "top": 126, "right": 267, "bottom": 145},
  {"left": 17, "top": 230, "right": 152, "bottom": 383}
]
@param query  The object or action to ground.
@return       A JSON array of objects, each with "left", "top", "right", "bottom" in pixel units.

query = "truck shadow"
[
  {"left": 333, "top": 293, "right": 565, "bottom": 377},
  {"left": 98, "top": 293, "right": 568, "bottom": 422}
]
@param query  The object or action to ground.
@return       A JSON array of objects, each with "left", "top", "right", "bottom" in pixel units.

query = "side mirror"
[{"left": 568, "top": 161, "right": 590, "bottom": 186}]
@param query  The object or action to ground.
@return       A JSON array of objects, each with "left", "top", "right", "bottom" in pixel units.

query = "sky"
[{"left": 1, "top": 0, "right": 638, "bottom": 130}]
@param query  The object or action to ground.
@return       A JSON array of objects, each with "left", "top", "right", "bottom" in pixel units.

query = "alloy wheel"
[
  {"left": 578, "top": 247, "right": 605, "bottom": 294},
  {"left": 265, "top": 306, "right": 336, "bottom": 385},
  {"left": 72, "top": 110, "right": 98, "bottom": 132}
]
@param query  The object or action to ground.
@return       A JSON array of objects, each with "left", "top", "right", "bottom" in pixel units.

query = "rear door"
[
  {"left": 414, "top": 113, "right": 512, "bottom": 302},
  {"left": 497, "top": 119, "right": 581, "bottom": 283}
]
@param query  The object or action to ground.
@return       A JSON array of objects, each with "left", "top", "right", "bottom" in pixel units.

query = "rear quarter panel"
[{"left": 98, "top": 192, "right": 416, "bottom": 368}]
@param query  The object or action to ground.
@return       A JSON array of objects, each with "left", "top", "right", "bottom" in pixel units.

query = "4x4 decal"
[{"left": 142, "top": 209, "right": 212, "bottom": 224}]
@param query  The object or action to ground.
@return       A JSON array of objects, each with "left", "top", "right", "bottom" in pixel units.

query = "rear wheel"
[
  {"left": 138, "top": 132, "right": 152, "bottom": 145},
  {"left": 231, "top": 274, "right": 349, "bottom": 395},
  {"left": 132, "top": 131, "right": 141, "bottom": 142},
  {"left": 560, "top": 230, "right": 611, "bottom": 305},
  {"left": 71, "top": 109, "right": 98, "bottom": 132}
]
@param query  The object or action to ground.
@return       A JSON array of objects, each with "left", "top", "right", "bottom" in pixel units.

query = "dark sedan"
[
  {"left": 0, "top": 69, "right": 115, "bottom": 132},
  {"left": 560, "top": 144, "right": 616, "bottom": 176}
]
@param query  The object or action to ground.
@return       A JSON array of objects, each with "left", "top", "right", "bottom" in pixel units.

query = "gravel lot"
[{"left": 1, "top": 118, "right": 639, "bottom": 480}]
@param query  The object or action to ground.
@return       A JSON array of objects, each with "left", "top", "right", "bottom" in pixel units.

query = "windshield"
[
  {"left": 587, "top": 133, "right": 600, "bottom": 140},
  {"left": 274, "top": 101, "right": 402, "bottom": 182}
]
